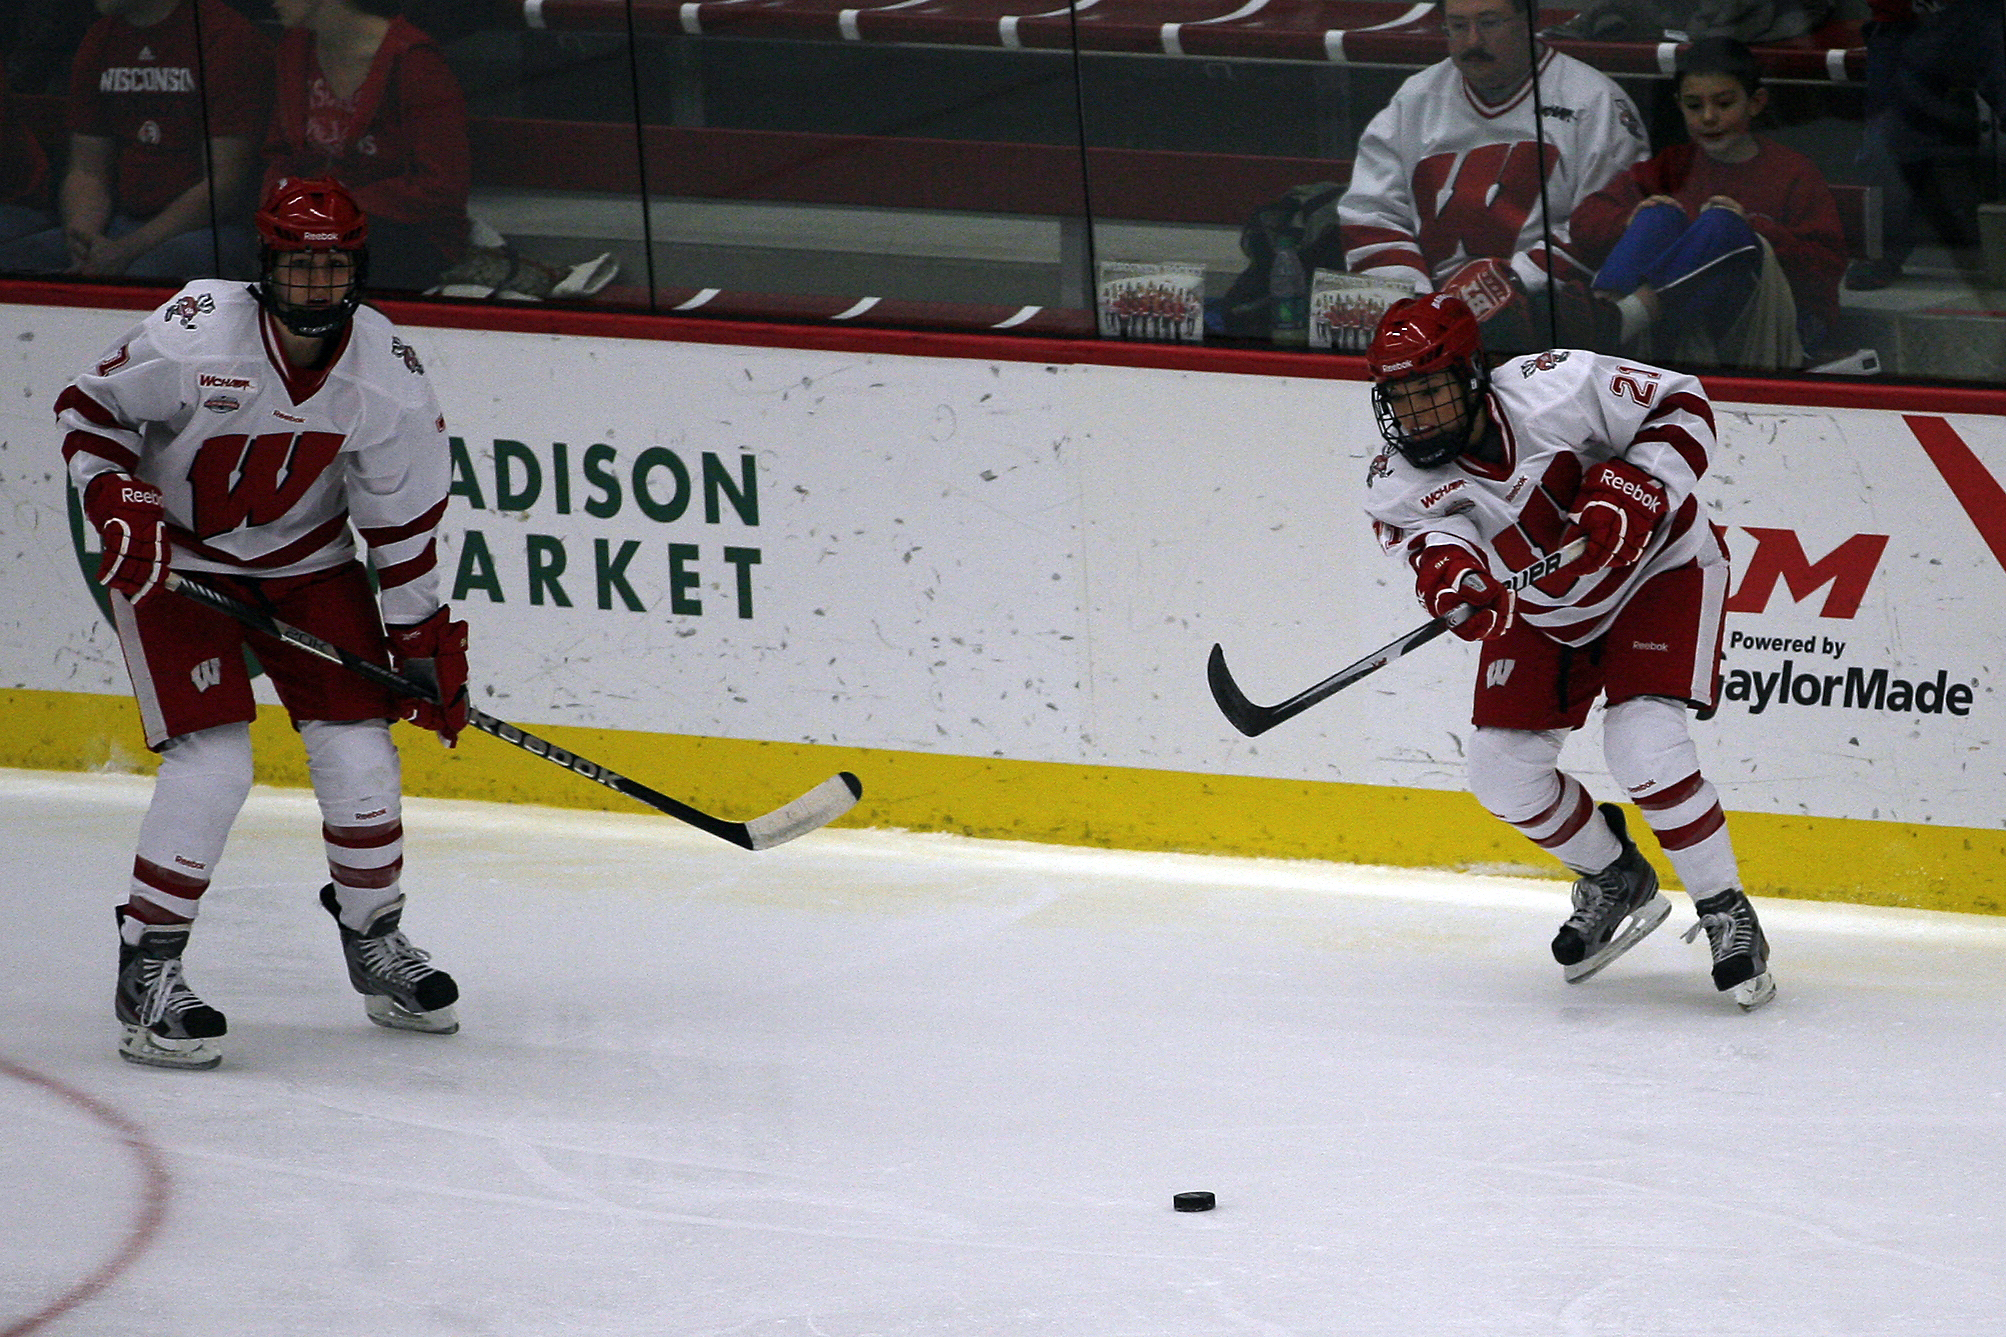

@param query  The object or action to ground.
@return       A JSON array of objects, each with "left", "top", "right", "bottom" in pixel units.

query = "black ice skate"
[
  {"left": 1551, "top": 804, "right": 1672, "bottom": 983},
  {"left": 1682, "top": 888, "right": 1776, "bottom": 1011},
  {"left": 115, "top": 907, "right": 226, "bottom": 1070},
  {"left": 319, "top": 885, "right": 460, "bottom": 1034}
]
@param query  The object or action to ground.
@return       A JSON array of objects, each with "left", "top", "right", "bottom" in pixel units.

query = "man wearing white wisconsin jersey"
[
  {"left": 1338, "top": 0, "right": 1648, "bottom": 347},
  {"left": 58, "top": 176, "right": 470, "bottom": 1068},
  {"left": 1360, "top": 291, "right": 1774, "bottom": 1009}
]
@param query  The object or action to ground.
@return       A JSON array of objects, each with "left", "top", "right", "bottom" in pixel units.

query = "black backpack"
[{"left": 1216, "top": 182, "right": 1350, "bottom": 337}]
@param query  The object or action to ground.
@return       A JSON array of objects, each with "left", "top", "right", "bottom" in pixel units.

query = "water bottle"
[{"left": 1269, "top": 242, "right": 1308, "bottom": 346}]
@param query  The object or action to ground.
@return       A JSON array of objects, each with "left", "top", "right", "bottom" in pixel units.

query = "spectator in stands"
[
  {"left": 262, "top": 0, "right": 471, "bottom": 292},
  {"left": 1847, "top": 0, "right": 2005, "bottom": 290},
  {"left": 1337, "top": 0, "right": 1650, "bottom": 349},
  {"left": 0, "top": 0, "right": 268, "bottom": 279},
  {"left": 1570, "top": 37, "right": 1844, "bottom": 369},
  {"left": 0, "top": 61, "right": 54, "bottom": 245}
]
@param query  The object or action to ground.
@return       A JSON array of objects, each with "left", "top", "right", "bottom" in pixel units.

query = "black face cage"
[
  {"left": 256, "top": 245, "right": 368, "bottom": 339},
  {"left": 1371, "top": 360, "right": 1487, "bottom": 470}
]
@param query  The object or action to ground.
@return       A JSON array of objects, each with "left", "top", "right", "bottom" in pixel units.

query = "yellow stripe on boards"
[{"left": 5, "top": 686, "right": 2001, "bottom": 916}]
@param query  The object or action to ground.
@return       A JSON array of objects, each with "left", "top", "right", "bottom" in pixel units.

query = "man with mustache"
[{"left": 1338, "top": 0, "right": 1648, "bottom": 349}]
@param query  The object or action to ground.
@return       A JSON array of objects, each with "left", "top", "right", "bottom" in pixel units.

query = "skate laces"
[
  {"left": 135, "top": 957, "right": 197, "bottom": 1028},
  {"left": 1565, "top": 864, "right": 1632, "bottom": 928},
  {"left": 1682, "top": 900, "right": 1755, "bottom": 959},
  {"left": 356, "top": 928, "right": 435, "bottom": 985}
]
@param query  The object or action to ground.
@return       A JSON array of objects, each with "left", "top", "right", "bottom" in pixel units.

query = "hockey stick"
[
  {"left": 163, "top": 573, "right": 862, "bottom": 850},
  {"left": 1208, "top": 537, "right": 1589, "bottom": 738}
]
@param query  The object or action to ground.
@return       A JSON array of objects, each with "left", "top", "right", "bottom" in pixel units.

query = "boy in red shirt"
[{"left": 1569, "top": 37, "right": 1846, "bottom": 369}]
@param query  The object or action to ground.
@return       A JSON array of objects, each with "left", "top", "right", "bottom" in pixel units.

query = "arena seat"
[{"left": 504, "top": 0, "right": 1866, "bottom": 81}]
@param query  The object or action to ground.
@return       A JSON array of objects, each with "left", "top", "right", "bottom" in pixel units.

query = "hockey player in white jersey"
[
  {"left": 1338, "top": 0, "right": 1647, "bottom": 345},
  {"left": 59, "top": 176, "right": 470, "bottom": 1067},
  {"left": 1361, "top": 291, "right": 1773, "bottom": 1009}
]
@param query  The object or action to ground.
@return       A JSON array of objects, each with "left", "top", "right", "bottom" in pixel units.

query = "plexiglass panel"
[{"left": 0, "top": 0, "right": 2002, "bottom": 379}]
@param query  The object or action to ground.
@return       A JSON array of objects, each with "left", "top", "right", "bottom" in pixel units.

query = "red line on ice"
[{"left": 0, "top": 1057, "right": 171, "bottom": 1337}]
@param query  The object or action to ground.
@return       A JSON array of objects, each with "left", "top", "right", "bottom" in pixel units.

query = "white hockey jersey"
[
  {"left": 58, "top": 281, "right": 452, "bottom": 627},
  {"left": 1363, "top": 349, "right": 1724, "bottom": 646},
  {"left": 1338, "top": 49, "right": 1648, "bottom": 293}
]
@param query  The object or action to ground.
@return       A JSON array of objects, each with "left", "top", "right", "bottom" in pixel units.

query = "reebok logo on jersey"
[
  {"left": 99, "top": 66, "right": 195, "bottom": 93},
  {"left": 190, "top": 657, "right": 222, "bottom": 693},
  {"left": 1484, "top": 659, "right": 1516, "bottom": 688},
  {"left": 273, "top": 409, "right": 305, "bottom": 423},
  {"left": 1632, "top": 641, "right": 1668, "bottom": 652}
]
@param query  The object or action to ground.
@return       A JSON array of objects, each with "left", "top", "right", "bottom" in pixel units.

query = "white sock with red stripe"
[
  {"left": 302, "top": 720, "right": 405, "bottom": 930},
  {"left": 1468, "top": 727, "right": 1623, "bottom": 873},
  {"left": 1605, "top": 695, "right": 1741, "bottom": 898},
  {"left": 123, "top": 723, "right": 255, "bottom": 943}
]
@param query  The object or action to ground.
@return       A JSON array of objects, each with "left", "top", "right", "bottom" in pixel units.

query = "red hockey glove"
[
  {"left": 81, "top": 471, "right": 168, "bottom": 606},
  {"left": 387, "top": 607, "right": 470, "bottom": 747},
  {"left": 1564, "top": 459, "right": 1667, "bottom": 574},
  {"left": 1413, "top": 543, "right": 1516, "bottom": 642}
]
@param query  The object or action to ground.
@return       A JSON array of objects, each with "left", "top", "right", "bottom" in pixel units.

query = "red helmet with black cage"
[
  {"left": 253, "top": 177, "right": 369, "bottom": 339},
  {"left": 1366, "top": 292, "right": 1489, "bottom": 470}
]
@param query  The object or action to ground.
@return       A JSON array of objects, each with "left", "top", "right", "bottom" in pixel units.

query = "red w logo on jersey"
[
  {"left": 186, "top": 431, "right": 344, "bottom": 539},
  {"left": 1412, "top": 141, "right": 1559, "bottom": 274}
]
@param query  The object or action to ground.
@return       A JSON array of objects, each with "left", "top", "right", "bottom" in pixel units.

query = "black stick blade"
[{"left": 1207, "top": 643, "right": 1281, "bottom": 737}]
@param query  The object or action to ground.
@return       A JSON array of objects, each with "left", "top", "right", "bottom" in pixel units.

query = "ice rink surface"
[{"left": 4, "top": 767, "right": 2005, "bottom": 1337}]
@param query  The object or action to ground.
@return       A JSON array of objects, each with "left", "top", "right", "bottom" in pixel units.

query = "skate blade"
[
  {"left": 365, "top": 995, "right": 459, "bottom": 1034},
  {"left": 1562, "top": 893, "right": 1673, "bottom": 984},
  {"left": 1731, "top": 971, "right": 1777, "bottom": 1012},
  {"left": 118, "top": 1024, "right": 222, "bottom": 1070}
]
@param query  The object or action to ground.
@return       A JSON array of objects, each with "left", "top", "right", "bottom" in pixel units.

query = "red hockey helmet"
[
  {"left": 1366, "top": 292, "right": 1489, "bottom": 469},
  {"left": 256, "top": 176, "right": 368, "bottom": 251},
  {"left": 254, "top": 177, "right": 368, "bottom": 338}
]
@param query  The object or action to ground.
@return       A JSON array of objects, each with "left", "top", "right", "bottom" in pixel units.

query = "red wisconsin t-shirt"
[{"left": 67, "top": 0, "right": 271, "bottom": 217}]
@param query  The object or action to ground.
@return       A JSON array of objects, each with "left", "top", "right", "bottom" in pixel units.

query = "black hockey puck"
[{"left": 1173, "top": 1191, "right": 1216, "bottom": 1212}]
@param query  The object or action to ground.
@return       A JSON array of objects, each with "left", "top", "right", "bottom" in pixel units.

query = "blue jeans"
[
  {"left": 1856, "top": 0, "right": 2006, "bottom": 261},
  {"left": 0, "top": 215, "right": 255, "bottom": 280}
]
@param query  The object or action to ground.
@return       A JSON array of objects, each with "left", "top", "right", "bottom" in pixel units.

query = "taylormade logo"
[{"left": 1726, "top": 659, "right": 1974, "bottom": 717}]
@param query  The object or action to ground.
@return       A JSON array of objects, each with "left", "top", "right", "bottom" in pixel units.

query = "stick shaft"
[
  {"left": 1209, "top": 537, "right": 1589, "bottom": 737},
  {"left": 162, "top": 573, "right": 859, "bottom": 849}
]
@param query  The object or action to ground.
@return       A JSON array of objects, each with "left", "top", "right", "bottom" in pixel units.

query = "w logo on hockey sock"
[{"left": 186, "top": 431, "right": 345, "bottom": 539}]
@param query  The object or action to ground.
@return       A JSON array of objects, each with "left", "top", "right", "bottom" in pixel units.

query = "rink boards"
[{"left": 1, "top": 294, "right": 2001, "bottom": 912}]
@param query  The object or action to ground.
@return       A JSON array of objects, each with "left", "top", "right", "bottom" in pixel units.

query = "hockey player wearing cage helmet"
[
  {"left": 1357, "top": 294, "right": 1775, "bottom": 1012},
  {"left": 57, "top": 167, "right": 471, "bottom": 1069},
  {"left": 254, "top": 175, "right": 369, "bottom": 342},
  {"left": 1366, "top": 291, "right": 1491, "bottom": 470}
]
